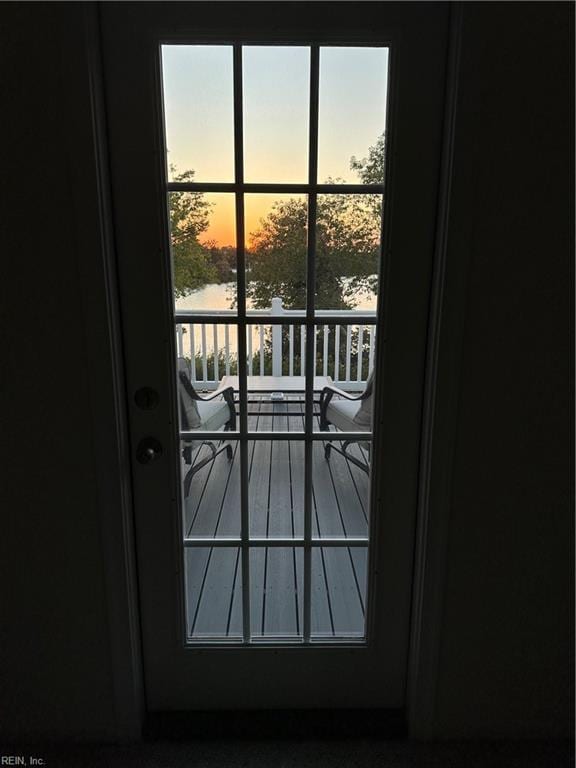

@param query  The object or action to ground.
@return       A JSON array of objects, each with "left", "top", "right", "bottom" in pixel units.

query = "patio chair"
[
  {"left": 177, "top": 357, "right": 236, "bottom": 496},
  {"left": 319, "top": 371, "right": 374, "bottom": 474}
]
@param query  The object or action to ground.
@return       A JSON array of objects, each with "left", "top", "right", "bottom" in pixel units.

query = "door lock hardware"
[{"left": 136, "top": 437, "right": 163, "bottom": 464}]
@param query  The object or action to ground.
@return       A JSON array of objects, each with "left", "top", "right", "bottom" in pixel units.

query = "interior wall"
[
  {"left": 418, "top": 1, "right": 573, "bottom": 739},
  {"left": 0, "top": 4, "right": 118, "bottom": 742}
]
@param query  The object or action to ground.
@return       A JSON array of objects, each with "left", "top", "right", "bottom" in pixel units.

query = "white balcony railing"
[{"left": 175, "top": 297, "right": 377, "bottom": 390}]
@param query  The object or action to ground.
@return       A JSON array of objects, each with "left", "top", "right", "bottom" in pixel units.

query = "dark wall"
[
  {"left": 0, "top": 4, "right": 117, "bottom": 742},
  {"left": 429, "top": 1, "right": 573, "bottom": 738},
  {"left": 0, "top": 1, "right": 572, "bottom": 743}
]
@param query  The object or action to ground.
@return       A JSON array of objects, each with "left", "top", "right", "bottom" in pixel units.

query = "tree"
[
  {"left": 246, "top": 198, "right": 308, "bottom": 308},
  {"left": 170, "top": 134, "right": 386, "bottom": 303},
  {"left": 169, "top": 167, "right": 217, "bottom": 298},
  {"left": 315, "top": 191, "right": 381, "bottom": 308},
  {"left": 246, "top": 134, "right": 385, "bottom": 310},
  {"left": 350, "top": 133, "right": 386, "bottom": 185},
  {"left": 203, "top": 241, "right": 237, "bottom": 284}
]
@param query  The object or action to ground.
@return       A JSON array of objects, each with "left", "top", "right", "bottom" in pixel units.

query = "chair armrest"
[
  {"left": 320, "top": 384, "right": 368, "bottom": 402},
  {"left": 194, "top": 385, "right": 235, "bottom": 402}
]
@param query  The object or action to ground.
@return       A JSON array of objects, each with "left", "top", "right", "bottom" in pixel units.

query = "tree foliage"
[
  {"left": 246, "top": 198, "right": 308, "bottom": 308},
  {"left": 246, "top": 133, "right": 385, "bottom": 310},
  {"left": 245, "top": 193, "right": 381, "bottom": 310},
  {"left": 350, "top": 133, "right": 386, "bottom": 185},
  {"left": 170, "top": 134, "right": 386, "bottom": 308},
  {"left": 203, "top": 241, "right": 237, "bottom": 283},
  {"left": 169, "top": 167, "right": 217, "bottom": 298}
]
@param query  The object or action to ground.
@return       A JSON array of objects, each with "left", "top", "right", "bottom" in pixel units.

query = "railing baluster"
[
  {"left": 289, "top": 325, "right": 294, "bottom": 377},
  {"left": 313, "top": 325, "right": 317, "bottom": 377},
  {"left": 225, "top": 324, "right": 230, "bottom": 376},
  {"left": 213, "top": 324, "right": 219, "bottom": 383},
  {"left": 357, "top": 325, "right": 364, "bottom": 382},
  {"left": 323, "top": 324, "right": 329, "bottom": 377},
  {"left": 345, "top": 325, "right": 352, "bottom": 383},
  {"left": 334, "top": 325, "right": 340, "bottom": 382},
  {"left": 190, "top": 324, "right": 196, "bottom": 382},
  {"left": 368, "top": 325, "right": 375, "bottom": 374},
  {"left": 271, "top": 297, "right": 283, "bottom": 376},
  {"left": 201, "top": 324, "right": 208, "bottom": 385},
  {"left": 176, "top": 324, "right": 183, "bottom": 357},
  {"left": 259, "top": 324, "right": 265, "bottom": 376},
  {"left": 300, "top": 325, "right": 305, "bottom": 376},
  {"left": 248, "top": 324, "right": 253, "bottom": 376}
]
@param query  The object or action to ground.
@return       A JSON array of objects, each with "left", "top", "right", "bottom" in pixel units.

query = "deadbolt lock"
[{"left": 136, "top": 437, "right": 163, "bottom": 464}]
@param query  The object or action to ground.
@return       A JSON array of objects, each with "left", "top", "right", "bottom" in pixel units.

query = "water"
[
  {"left": 175, "top": 280, "right": 377, "bottom": 312},
  {"left": 176, "top": 282, "right": 238, "bottom": 312}
]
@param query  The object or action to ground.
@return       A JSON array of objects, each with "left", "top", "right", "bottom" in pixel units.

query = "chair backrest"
[
  {"left": 177, "top": 357, "right": 202, "bottom": 430},
  {"left": 353, "top": 370, "right": 374, "bottom": 428}
]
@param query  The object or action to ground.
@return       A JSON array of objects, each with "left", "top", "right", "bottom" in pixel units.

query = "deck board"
[
  {"left": 264, "top": 402, "right": 300, "bottom": 635},
  {"left": 291, "top": 401, "right": 333, "bottom": 635},
  {"left": 184, "top": 394, "right": 369, "bottom": 640},
  {"left": 193, "top": 548, "right": 239, "bottom": 637},
  {"left": 249, "top": 400, "right": 272, "bottom": 635}
]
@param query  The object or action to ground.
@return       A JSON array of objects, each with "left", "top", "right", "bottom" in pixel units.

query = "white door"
[{"left": 100, "top": 4, "right": 449, "bottom": 711}]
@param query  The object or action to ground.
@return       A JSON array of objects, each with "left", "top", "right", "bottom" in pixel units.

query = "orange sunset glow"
[{"left": 197, "top": 194, "right": 304, "bottom": 249}]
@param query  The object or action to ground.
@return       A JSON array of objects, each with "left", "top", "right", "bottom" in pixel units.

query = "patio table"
[{"left": 219, "top": 375, "right": 332, "bottom": 395}]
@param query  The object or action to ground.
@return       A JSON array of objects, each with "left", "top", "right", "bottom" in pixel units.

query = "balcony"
[{"left": 177, "top": 299, "right": 375, "bottom": 641}]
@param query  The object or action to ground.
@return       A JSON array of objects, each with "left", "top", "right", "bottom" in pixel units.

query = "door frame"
[
  {"left": 69, "top": 4, "right": 144, "bottom": 742},
  {"left": 81, "top": 1, "right": 466, "bottom": 738},
  {"left": 406, "top": 4, "right": 475, "bottom": 738}
]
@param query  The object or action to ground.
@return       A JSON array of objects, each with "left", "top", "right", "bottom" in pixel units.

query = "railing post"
[{"left": 271, "top": 297, "right": 282, "bottom": 377}]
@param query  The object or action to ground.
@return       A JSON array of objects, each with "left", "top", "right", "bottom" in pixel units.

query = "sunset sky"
[{"left": 162, "top": 45, "right": 388, "bottom": 247}]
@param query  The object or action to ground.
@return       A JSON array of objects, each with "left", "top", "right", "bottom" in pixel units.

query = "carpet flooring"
[{"left": 29, "top": 739, "right": 573, "bottom": 768}]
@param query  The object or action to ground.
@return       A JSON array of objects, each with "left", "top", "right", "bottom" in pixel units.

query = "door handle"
[{"left": 136, "top": 437, "right": 163, "bottom": 464}]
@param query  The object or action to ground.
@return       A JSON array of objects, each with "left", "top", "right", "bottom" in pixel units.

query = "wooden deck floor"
[{"left": 183, "top": 398, "right": 370, "bottom": 640}]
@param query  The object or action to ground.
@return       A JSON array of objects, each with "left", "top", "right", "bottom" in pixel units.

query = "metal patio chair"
[
  {"left": 319, "top": 371, "right": 374, "bottom": 474},
  {"left": 177, "top": 357, "right": 236, "bottom": 496}
]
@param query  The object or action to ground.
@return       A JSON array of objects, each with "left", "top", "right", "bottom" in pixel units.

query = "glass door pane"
[
  {"left": 243, "top": 46, "right": 310, "bottom": 183},
  {"left": 161, "top": 41, "right": 387, "bottom": 643},
  {"left": 318, "top": 47, "right": 388, "bottom": 184},
  {"left": 162, "top": 45, "right": 235, "bottom": 182}
]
